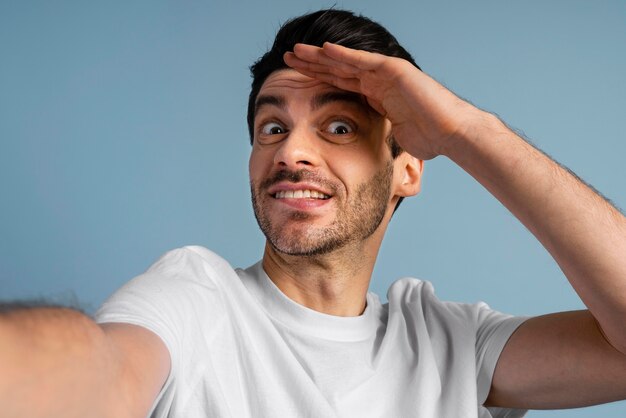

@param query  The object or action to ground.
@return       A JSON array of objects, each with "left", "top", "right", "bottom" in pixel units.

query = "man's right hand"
[
  {"left": 283, "top": 42, "right": 487, "bottom": 161},
  {"left": 0, "top": 307, "right": 169, "bottom": 418}
]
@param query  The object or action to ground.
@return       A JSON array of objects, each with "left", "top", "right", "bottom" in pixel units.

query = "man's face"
[{"left": 249, "top": 69, "right": 396, "bottom": 256}]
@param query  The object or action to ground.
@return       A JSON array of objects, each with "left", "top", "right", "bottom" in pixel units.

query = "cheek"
[
  {"left": 329, "top": 152, "right": 379, "bottom": 190},
  {"left": 331, "top": 145, "right": 393, "bottom": 195},
  {"left": 344, "top": 139, "right": 390, "bottom": 171},
  {"left": 248, "top": 148, "right": 269, "bottom": 182}
]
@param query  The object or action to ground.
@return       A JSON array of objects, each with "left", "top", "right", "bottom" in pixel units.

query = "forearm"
[
  {"left": 0, "top": 307, "right": 128, "bottom": 418},
  {"left": 443, "top": 112, "right": 626, "bottom": 351}
]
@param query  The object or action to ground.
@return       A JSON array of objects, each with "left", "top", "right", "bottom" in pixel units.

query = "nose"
[{"left": 273, "top": 126, "right": 321, "bottom": 170}]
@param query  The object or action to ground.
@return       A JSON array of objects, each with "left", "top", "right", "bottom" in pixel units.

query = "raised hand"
[{"left": 284, "top": 42, "right": 485, "bottom": 160}]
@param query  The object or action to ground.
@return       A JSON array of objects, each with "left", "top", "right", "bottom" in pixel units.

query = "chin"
[{"left": 267, "top": 227, "right": 349, "bottom": 257}]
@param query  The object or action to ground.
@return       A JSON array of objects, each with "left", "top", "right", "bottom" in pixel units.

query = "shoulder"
[
  {"left": 147, "top": 245, "right": 232, "bottom": 277},
  {"left": 95, "top": 245, "right": 246, "bottom": 352},
  {"left": 96, "top": 246, "right": 242, "bottom": 324},
  {"left": 129, "top": 245, "right": 240, "bottom": 292},
  {"left": 386, "top": 277, "right": 473, "bottom": 316},
  {"left": 385, "top": 277, "right": 519, "bottom": 333}
]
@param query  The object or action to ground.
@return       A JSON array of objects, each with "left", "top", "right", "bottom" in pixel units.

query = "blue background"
[{"left": 1, "top": 1, "right": 625, "bottom": 416}]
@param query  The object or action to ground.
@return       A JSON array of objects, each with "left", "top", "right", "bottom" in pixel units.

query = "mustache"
[{"left": 260, "top": 169, "right": 337, "bottom": 193}]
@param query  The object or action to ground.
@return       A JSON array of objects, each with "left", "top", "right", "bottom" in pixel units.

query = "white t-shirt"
[{"left": 96, "top": 246, "right": 528, "bottom": 418}]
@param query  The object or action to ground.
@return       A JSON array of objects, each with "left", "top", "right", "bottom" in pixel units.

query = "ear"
[{"left": 393, "top": 153, "right": 423, "bottom": 198}]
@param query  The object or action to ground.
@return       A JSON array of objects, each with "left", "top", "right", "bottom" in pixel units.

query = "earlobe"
[{"left": 395, "top": 154, "right": 423, "bottom": 197}]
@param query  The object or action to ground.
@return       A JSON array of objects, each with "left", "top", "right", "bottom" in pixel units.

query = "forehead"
[
  {"left": 259, "top": 69, "right": 336, "bottom": 94},
  {"left": 256, "top": 69, "right": 371, "bottom": 116}
]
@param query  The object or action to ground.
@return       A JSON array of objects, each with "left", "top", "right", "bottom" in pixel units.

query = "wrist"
[{"left": 439, "top": 110, "right": 504, "bottom": 161}]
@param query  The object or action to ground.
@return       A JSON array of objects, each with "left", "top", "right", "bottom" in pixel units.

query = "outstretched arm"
[
  {"left": 285, "top": 42, "right": 626, "bottom": 409},
  {"left": 0, "top": 306, "right": 169, "bottom": 417}
]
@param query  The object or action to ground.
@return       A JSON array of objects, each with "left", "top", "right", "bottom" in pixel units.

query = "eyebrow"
[
  {"left": 254, "top": 90, "right": 368, "bottom": 116},
  {"left": 311, "top": 91, "right": 367, "bottom": 111},
  {"left": 254, "top": 94, "right": 286, "bottom": 114}
]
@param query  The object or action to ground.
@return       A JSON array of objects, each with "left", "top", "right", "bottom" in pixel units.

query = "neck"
[{"left": 261, "top": 235, "right": 382, "bottom": 317}]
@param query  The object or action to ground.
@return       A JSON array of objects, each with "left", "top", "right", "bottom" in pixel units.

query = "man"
[{"left": 1, "top": 9, "right": 625, "bottom": 418}]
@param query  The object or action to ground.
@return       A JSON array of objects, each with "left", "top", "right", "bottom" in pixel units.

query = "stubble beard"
[{"left": 251, "top": 162, "right": 394, "bottom": 257}]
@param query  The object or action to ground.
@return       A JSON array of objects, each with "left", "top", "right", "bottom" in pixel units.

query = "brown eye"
[
  {"left": 326, "top": 120, "right": 353, "bottom": 135},
  {"left": 261, "top": 122, "right": 286, "bottom": 135}
]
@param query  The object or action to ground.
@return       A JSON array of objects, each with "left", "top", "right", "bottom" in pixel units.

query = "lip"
[
  {"left": 267, "top": 181, "right": 333, "bottom": 197},
  {"left": 265, "top": 181, "right": 334, "bottom": 211},
  {"left": 274, "top": 196, "right": 331, "bottom": 210}
]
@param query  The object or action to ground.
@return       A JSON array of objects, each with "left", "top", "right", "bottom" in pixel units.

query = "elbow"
[{"left": 594, "top": 314, "right": 626, "bottom": 356}]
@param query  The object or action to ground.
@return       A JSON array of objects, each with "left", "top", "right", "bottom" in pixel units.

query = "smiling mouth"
[{"left": 273, "top": 190, "right": 331, "bottom": 199}]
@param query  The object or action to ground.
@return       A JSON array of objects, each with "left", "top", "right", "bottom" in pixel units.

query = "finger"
[
  {"left": 322, "top": 42, "right": 384, "bottom": 71},
  {"left": 365, "top": 97, "right": 387, "bottom": 117},
  {"left": 291, "top": 43, "right": 330, "bottom": 64},
  {"left": 284, "top": 52, "right": 357, "bottom": 79},
  {"left": 291, "top": 44, "right": 360, "bottom": 75}
]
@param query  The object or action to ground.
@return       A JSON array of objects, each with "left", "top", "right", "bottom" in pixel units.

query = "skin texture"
[
  {"left": 0, "top": 309, "right": 169, "bottom": 418},
  {"left": 283, "top": 41, "right": 626, "bottom": 408}
]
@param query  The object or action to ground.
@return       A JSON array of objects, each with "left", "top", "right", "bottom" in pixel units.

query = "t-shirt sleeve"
[
  {"left": 94, "top": 247, "right": 224, "bottom": 416},
  {"left": 387, "top": 278, "right": 529, "bottom": 417},
  {"left": 475, "top": 302, "right": 529, "bottom": 418},
  {"left": 96, "top": 248, "right": 186, "bottom": 354}
]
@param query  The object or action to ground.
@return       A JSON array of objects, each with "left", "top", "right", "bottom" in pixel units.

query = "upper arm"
[
  {"left": 486, "top": 310, "right": 626, "bottom": 409},
  {"left": 100, "top": 323, "right": 171, "bottom": 417}
]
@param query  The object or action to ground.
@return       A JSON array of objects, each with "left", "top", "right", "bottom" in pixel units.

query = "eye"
[
  {"left": 326, "top": 120, "right": 354, "bottom": 135},
  {"left": 257, "top": 121, "right": 288, "bottom": 144},
  {"left": 261, "top": 122, "right": 286, "bottom": 135}
]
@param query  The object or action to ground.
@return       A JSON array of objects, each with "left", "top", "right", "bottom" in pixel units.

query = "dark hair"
[{"left": 248, "top": 9, "right": 421, "bottom": 211}]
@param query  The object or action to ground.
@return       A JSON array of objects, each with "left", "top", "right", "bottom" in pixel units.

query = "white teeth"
[{"left": 274, "top": 189, "right": 330, "bottom": 199}]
